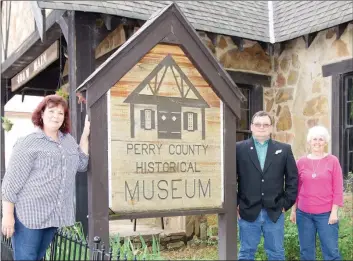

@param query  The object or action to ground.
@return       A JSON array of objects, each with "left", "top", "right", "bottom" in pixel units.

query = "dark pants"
[
  {"left": 12, "top": 214, "right": 57, "bottom": 260},
  {"left": 238, "top": 208, "right": 285, "bottom": 260},
  {"left": 296, "top": 208, "right": 341, "bottom": 260}
]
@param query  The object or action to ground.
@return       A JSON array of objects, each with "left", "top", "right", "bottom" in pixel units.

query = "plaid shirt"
[{"left": 1, "top": 128, "right": 89, "bottom": 229}]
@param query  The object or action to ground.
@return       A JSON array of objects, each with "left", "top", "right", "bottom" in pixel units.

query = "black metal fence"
[
  {"left": 47, "top": 229, "right": 90, "bottom": 260},
  {"left": 1, "top": 234, "right": 13, "bottom": 261},
  {"left": 1, "top": 231, "right": 147, "bottom": 261},
  {"left": 1, "top": 229, "right": 90, "bottom": 261}
]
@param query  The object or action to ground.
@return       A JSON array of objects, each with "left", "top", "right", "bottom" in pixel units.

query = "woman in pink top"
[{"left": 290, "top": 126, "right": 343, "bottom": 260}]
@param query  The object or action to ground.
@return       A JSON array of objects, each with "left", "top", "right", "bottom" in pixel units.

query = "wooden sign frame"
[{"left": 76, "top": 3, "right": 245, "bottom": 259}]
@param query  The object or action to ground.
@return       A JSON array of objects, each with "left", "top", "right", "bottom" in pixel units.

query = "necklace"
[{"left": 311, "top": 158, "right": 321, "bottom": 179}]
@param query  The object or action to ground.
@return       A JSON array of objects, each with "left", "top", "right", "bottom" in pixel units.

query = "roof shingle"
[{"left": 37, "top": 1, "right": 353, "bottom": 42}]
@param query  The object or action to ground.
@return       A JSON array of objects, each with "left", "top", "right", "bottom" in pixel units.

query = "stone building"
[{"left": 1, "top": 1, "right": 352, "bottom": 241}]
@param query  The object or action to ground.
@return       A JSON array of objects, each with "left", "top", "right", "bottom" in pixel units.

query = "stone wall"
[
  {"left": 198, "top": 23, "right": 353, "bottom": 159},
  {"left": 267, "top": 23, "right": 353, "bottom": 159},
  {"left": 1, "top": 1, "right": 36, "bottom": 61}
]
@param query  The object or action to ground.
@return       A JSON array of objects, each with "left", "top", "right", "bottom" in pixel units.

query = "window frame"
[
  {"left": 342, "top": 73, "right": 353, "bottom": 176},
  {"left": 234, "top": 83, "right": 264, "bottom": 141},
  {"left": 332, "top": 72, "right": 353, "bottom": 178},
  {"left": 140, "top": 109, "right": 155, "bottom": 130}
]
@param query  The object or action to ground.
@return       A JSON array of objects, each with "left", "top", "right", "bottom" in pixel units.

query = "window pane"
[
  {"left": 347, "top": 77, "right": 353, "bottom": 102},
  {"left": 349, "top": 128, "right": 353, "bottom": 152},
  {"left": 239, "top": 109, "right": 249, "bottom": 130},
  {"left": 240, "top": 89, "right": 250, "bottom": 109},
  {"left": 347, "top": 102, "right": 353, "bottom": 126},
  {"left": 349, "top": 152, "right": 353, "bottom": 174},
  {"left": 236, "top": 132, "right": 250, "bottom": 141},
  {"left": 145, "top": 110, "right": 152, "bottom": 130},
  {"left": 187, "top": 113, "right": 193, "bottom": 131}
]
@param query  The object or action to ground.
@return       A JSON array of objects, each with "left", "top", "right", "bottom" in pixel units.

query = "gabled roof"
[
  {"left": 75, "top": 2, "right": 245, "bottom": 118},
  {"left": 124, "top": 55, "right": 210, "bottom": 108},
  {"left": 37, "top": 1, "right": 353, "bottom": 43}
]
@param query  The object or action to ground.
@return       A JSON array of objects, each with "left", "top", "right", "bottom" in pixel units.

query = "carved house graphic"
[{"left": 124, "top": 54, "right": 210, "bottom": 140}]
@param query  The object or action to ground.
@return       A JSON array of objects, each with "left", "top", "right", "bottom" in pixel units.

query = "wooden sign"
[
  {"left": 11, "top": 41, "right": 59, "bottom": 92},
  {"left": 109, "top": 44, "right": 223, "bottom": 213}
]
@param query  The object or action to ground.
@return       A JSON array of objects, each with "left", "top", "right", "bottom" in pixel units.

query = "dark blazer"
[{"left": 236, "top": 138, "right": 298, "bottom": 223}]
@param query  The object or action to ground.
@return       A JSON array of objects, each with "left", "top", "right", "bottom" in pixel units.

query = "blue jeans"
[
  {"left": 12, "top": 213, "right": 57, "bottom": 260},
  {"left": 296, "top": 208, "right": 341, "bottom": 260},
  {"left": 238, "top": 209, "right": 285, "bottom": 260}
]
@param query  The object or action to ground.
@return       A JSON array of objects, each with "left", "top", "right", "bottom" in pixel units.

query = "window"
[
  {"left": 343, "top": 74, "right": 353, "bottom": 175},
  {"left": 235, "top": 84, "right": 263, "bottom": 141},
  {"left": 145, "top": 109, "right": 152, "bottom": 129},
  {"left": 183, "top": 112, "right": 198, "bottom": 131},
  {"left": 187, "top": 113, "right": 193, "bottom": 130},
  {"left": 140, "top": 109, "right": 155, "bottom": 130}
]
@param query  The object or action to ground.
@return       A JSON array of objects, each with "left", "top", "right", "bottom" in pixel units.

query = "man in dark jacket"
[{"left": 236, "top": 111, "right": 298, "bottom": 260}]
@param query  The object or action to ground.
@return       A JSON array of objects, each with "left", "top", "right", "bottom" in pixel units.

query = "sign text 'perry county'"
[{"left": 126, "top": 143, "right": 208, "bottom": 173}]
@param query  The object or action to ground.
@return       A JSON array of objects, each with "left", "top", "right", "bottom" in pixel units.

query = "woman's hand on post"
[
  {"left": 79, "top": 115, "right": 90, "bottom": 155},
  {"left": 1, "top": 213, "right": 15, "bottom": 238},
  {"left": 82, "top": 115, "right": 90, "bottom": 138}
]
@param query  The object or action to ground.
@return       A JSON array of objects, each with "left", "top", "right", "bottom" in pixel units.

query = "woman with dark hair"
[{"left": 1, "top": 94, "right": 90, "bottom": 260}]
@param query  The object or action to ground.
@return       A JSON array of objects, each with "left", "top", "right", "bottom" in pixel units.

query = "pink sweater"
[{"left": 296, "top": 154, "right": 344, "bottom": 214}]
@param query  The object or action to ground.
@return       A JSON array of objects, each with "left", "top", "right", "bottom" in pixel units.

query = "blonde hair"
[{"left": 306, "top": 125, "right": 331, "bottom": 143}]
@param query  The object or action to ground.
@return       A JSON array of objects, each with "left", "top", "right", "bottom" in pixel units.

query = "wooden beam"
[
  {"left": 109, "top": 208, "right": 224, "bottom": 220},
  {"left": 322, "top": 58, "right": 353, "bottom": 77},
  {"left": 230, "top": 36, "right": 244, "bottom": 51},
  {"left": 0, "top": 79, "right": 6, "bottom": 181},
  {"left": 303, "top": 32, "right": 318, "bottom": 48},
  {"left": 30, "top": 1, "right": 46, "bottom": 42},
  {"left": 278, "top": 42, "right": 285, "bottom": 56},
  {"left": 68, "top": 10, "right": 100, "bottom": 244},
  {"left": 57, "top": 13, "right": 69, "bottom": 42},
  {"left": 161, "top": 32, "right": 180, "bottom": 44},
  {"left": 227, "top": 70, "right": 272, "bottom": 86},
  {"left": 259, "top": 42, "right": 274, "bottom": 56},
  {"left": 88, "top": 94, "right": 109, "bottom": 248},
  {"left": 218, "top": 103, "right": 238, "bottom": 259},
  {"left": 101, "top": 14, "right": 112, "bottom": 31},
  {"left": 205, "top": 32, "right": 217, "bottom": 46},
  {"left": 2, "top": 1, "right": 11, "bottom": 60},
  {"left": 335, "top": 23, "right": 348, "bottom": 40},
  {"left": 331, "top": 74, "right": 344, "bottom": 168},
  {"left": 123, "top": 24, "right": 135, "bottom": 40},
  {"left": 95, "top": 23, "right": 126, "bottom": 60}
]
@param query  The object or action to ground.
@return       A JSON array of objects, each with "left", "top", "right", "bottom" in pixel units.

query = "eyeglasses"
[
  {"left": 312, "top": 137, "right": 325, "bottom": 142},
  {"left": 252, "top": 123, "right": 272, "bottom": 128}
]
